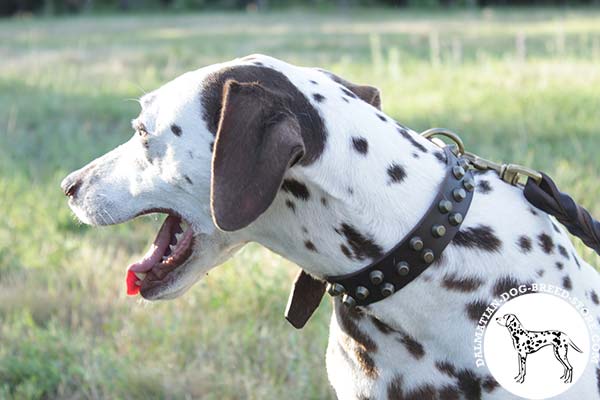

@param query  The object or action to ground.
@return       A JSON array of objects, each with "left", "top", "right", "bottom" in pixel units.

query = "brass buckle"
[
  {"left": 500, "top": 164, "right": 543, "bottom": 186},
  {"left": 421, "top": 128, "right": 542, "bottom": 187}
]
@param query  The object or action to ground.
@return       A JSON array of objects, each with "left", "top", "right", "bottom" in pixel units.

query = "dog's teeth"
[
  {"left": 181, "top": 221, "right": 189, "bottom": 231},
  {"left": 134, "top": 272, "right": 146, "bottom": 280}
]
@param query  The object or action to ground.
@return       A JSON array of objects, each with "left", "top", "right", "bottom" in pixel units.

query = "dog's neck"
[{"left": 249, "top": 105, "right": 447, "bottom": 279}]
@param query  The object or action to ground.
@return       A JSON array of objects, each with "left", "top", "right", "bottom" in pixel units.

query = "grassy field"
[{"left": 1, "top": 8, "right": 600, "bottom": 399}]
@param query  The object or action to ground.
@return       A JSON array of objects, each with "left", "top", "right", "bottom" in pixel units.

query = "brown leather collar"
[{"left": 285, "top": 146, "right": 475, "bottom": 329}]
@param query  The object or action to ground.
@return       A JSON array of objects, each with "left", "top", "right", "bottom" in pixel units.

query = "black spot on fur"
[
  {"left": 387, "top": 375, "right": 436, "bottom": 400},
  {"left": 312, "top": 93, "right": 325, "bottom": 102},
  {"left": 573, "top": 253, "right": 581, "bottom": 268},
  {"left": 301, "top": 226, "right": 308, "bottom": 234},
  {"left": 347, "top": 187, "right": 354, "bottom": 195},
  {"left": 397, "top": 127, "right": 428, "bottom": 153},
  {"left": 309, "top": 79, "right": 318, "bottom": 85},
  {"left": 320, "top": 197, "right": 328, "bottom": 207},
  {"left": 397, "top": 334, "right": 425, "bottom": 360},
  {"left": 439, "top": 386, "right": 461, "bottom": 400},
  {"left": 556, "top": 261, "right": 564, "bottom": 270},
  {"left": 517, "top": 235, "right": 532, "bottom": 253},
  {"left": 281, "top": 179, "right": 310, "bottom": 201},
  {"left": 201, "top": 65, "right": 326, "bottom": 165},
  {"left": 436, "top": 360, "right": 457, "bottom": 377},
  {"left": 252, "top": 61, "right": 263, "bottom": 66},
  {"left": 456, "top": 370, "right": 483, "bottom": 400},
  {"left": 477, "top": 180, "right": 492, "bottom": 194},
  {"left": 493, "top": 276, "right": 530, "bottom": 297},
  {"left": 209, "top": 141, "right": 214, "bottom": 152},
  {"left": 339, "top": 223, "right": 384, "bottom": 262},
  {"left": 188, "top": 150, "right": 194, "bottom": 159},
  {"left": 466, "top": 300, "right": 489, "bottom": 322},
  {"left": 433, "top": 151, "right": 447, "bottom": 164},
  {"left": 482, "top": 376, "right": 499, "bottom": 393},
  {"left": 304, "top": 240, "right": 317, "bottom": 252},
  {"left": 376, "top": 113, "right": 387, "bottom": 122},
  {"left": 340, "top": 244, "right": 352, "bottom": 259},
  {"left": 596, "top": 367, "right": 600, "bottom": 398},
  {"left": 590, "top": 290, "right": 599, "bottom": 305},
  {"left": 453, "top": 225, "right": 502, "bottom": 253},
  {"left": 552, "top": 222, "right": 561, "bottom": 233},
  {"left": 336, "top": 304, "right": 373, "bottom": 350},
  {"left": 537, "top": 269, "right": 545, "bottom": 277},
  {"left": 370, "top": 319, "right": 426, "bottom": 361},
  {"left": 341, "top": 86, "right": 357, "bottom": 98},
  {"left": 370, "top": 316, "right": 393, "bottom": 335},
  {"left": 563, "top": 275, "right": 572, "bottom": 290},
  {"left": 529, "top": 207, "right": 539, "bottom": 216},
  {"left": 538, "top": 233, "right": 555, "bottom": 254},
  {"left": 442, "top": 273, "right": 483, "bottom": 292},
  {"left": 183, "top": 175, "right": 193, "bottom": 184},
  {"left": 412, "top": 152, "right": 419, "bottom": 159},
  {"left": 387, "top": 163, "right": 407, "bottom": 184},
  {"left": 336, "top": 302, "right": 378, "bottom": 378},
  {"left": 285, "top": 199, "right": 296, "bottom": 213},
  {"left": 352, "top": 137, "right": 369, "bottom": 155},
  {"left": 558, "top": 245, "right": 570, "bottom": 259},
  {"left": 170, "top": 124, "right": 182, "bottom": 136}
]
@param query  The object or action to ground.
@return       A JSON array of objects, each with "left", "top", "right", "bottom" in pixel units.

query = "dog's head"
[
  {"left": 61, "top": 55, "right": 381, "bottom": 300},
  {"left": 496, "top": 313, "right": 519, "bottom": 327}
]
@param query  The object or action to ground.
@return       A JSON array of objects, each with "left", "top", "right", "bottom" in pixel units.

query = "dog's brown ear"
[
  {"left": 211, "top": 80, "right": 305, "bottom": 232},
  {"left": 322, "top": 71, "right": 382, "bottom": 110},
  {"left": 346, "top": 84, "right": 381, "bottom": 110}
]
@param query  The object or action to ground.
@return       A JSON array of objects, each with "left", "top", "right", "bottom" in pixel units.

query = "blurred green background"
[{"left": 1, "top": 7, "right": 600, "bottom": 400}]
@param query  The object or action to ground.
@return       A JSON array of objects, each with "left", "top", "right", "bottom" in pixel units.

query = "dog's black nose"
[{"left": 60, "top": 174, "right": 82, "bottom": 198}]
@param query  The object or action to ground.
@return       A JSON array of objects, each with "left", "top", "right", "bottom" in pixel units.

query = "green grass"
[{"left": 1, "top": 8, "right": 600, "bottom": 399}]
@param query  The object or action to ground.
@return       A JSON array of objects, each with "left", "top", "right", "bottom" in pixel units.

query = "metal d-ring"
[{"left": 420, "top": 128, "right": 465, "bottom": 155}]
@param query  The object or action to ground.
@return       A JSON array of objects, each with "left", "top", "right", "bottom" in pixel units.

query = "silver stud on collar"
[
  {"left": 410, "top": 237, "right": 424, "bottom": 251},
  {"left": 369, "top": 270, "right": 384, "bottom": 285},
  {"left": 356, "top": 286, "right": 370, "bottom": 300},
  {"left": 396, "top": 261, "right": 410, "bottom": 276},
  {"left": 327, "top": 283, "right": 345, "bottom": 297},
  {"left": 432, "top": 224, "right": 446, "bottom": 238},
  {"left": 449, "top": 212, "right": 463, "bottom": 226},
  {"left": 452, "top": 166, "right": 466, "bottom": 179},
  {"left": 381, "top": 283, "right": 395, "bottom": 297},
  {"left": 342, "top": 294, "right": 356, "bottom": 307},
  {"left": 422, "top": 249, "right": 435, "bottom": 263},
  {"left": 453, "top": 188, "right": 467, "bottom": 202},
  {"left": 463, "top": 178, "right": 475, "bottom": 192},
  {"left": 438, "top": 199, "right": 453, "bottom": 214}
]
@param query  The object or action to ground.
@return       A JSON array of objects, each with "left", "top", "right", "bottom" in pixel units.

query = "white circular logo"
[{"left": 483, "top": 293, "right": 590, "bottom": 399}]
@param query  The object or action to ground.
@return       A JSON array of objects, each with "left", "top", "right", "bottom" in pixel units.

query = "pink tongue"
[{"left": 128, "top": 215, "right": 179, "bottom": 273}]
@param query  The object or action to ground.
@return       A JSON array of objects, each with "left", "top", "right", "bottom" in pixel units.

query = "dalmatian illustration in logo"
[{"left": 496, "top": 313, "right": 583, "bottom": 384}]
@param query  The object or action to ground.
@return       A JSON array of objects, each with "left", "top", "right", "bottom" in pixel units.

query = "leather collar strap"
[{"left": 285, "top": 146, "right": 475, "bottom": 328}]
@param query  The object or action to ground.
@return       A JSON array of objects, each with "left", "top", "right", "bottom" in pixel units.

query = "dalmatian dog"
[
  {"left": 496, "top": 313, "right": 583, "bottom": 384},
  {"left": 61, "top": 54, "right": 600, "bottom": 399}
]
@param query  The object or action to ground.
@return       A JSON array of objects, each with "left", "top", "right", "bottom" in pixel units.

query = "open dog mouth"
[{"left": 126, "top": 213, "right": 194, "bottom": 297}]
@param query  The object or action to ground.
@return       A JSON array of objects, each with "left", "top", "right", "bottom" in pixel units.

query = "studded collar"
[{"left": 285, "top": 145, "right": 475, "bottom": 329}]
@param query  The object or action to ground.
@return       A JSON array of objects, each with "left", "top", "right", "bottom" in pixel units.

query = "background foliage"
[
  {"left": 1, "top": 7, "right": 600, "bottom": 400},
  {"left": 3, "top": 0, "right": 600, "bottom": 17}
]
